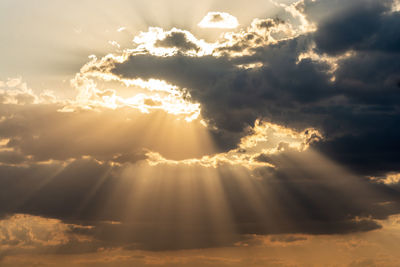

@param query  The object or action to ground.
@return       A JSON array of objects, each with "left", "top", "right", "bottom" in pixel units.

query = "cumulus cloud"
[
  {"left": 198, "top": 12, "right": 239, "bottom": 29},
  {"left": 312, "top": 0, "right": 397, "bottom": 55},
  {"left": 132, "top": 27, "right": 215, "bottom": 56},
  {"left": 87, "top": 0, "right": 400, "bottom": 176},
  {"left": 154, "top": 31, "right": 200, "bottom": 52}
]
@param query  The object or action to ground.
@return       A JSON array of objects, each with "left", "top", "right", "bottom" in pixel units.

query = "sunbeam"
[{"left": 1, "top": 0, "right": 400, "bottom": 266}]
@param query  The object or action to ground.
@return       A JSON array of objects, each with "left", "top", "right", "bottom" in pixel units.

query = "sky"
[{"left": 1, "top": 0, "right": 400, "bottom": 266}]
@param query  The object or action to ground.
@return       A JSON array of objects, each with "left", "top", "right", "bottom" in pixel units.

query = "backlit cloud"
[{"left": 198, "top": 12, "right": 239, "bottom": 29}]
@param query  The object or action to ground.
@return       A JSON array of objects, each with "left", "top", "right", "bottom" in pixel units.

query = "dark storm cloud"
[
  {"left": 308, "top": 0, "right": 400, "bottom": 175},
  {"left": 313, "top": 121, "right": 400, "bottom": 175},
  {"left": 312, "top": 0, "right": 392, "bottom": 55},
  {"left": 112, "top": 35, "right": 331, "bottom": 135},
  {"left": 110, "top": 0, "right": 400, "bottom": 175},
  {"left": 304, "top": 0, "right": 400, "bottom": 54},
  {"left": 112, "top": 37, "right": 332, "bottom": 151}
]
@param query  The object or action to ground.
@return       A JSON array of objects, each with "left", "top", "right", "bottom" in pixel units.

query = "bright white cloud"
[{"left": 198, "top": 12, "right": 239, "bottom": 29}]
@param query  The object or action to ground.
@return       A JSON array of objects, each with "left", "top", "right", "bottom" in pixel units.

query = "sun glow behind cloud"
[
  {"left": 61, "top": 5, "right": 320, "bottom": 123},
  {"left": 1, "top": 0, "right": 400, "bottom": 265},
  {"left": 63, "top": 54, "right": 202, "bottom": 121}
]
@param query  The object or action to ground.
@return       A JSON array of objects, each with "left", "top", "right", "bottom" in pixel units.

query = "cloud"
[
  {"left": 132, "top": 27, "right": 215, "bottom": 56},
  {"left": 0, "top": 214, "right": 95, "bottom": 257},
  {"left": 1, "top": 0, "right": 400, "bottom": 255},
  {"left": 91, "top": 0, "right": 400, "bottom": 176},
  {"left": 0, "top": 147, "right": 399, "bottom": 250},
  {"left": 154, "top": 31, "right": 200, "bottom": 52},
  {"left": 312, "top": 0, "right": 397, "bottom": 55},
  {"left": 109, "top": 37, "right": 330, "bottom": 135},
  {"left": 198, "top": 12, "right": 239, "bottom": 29},
  {"left": 0, "top": 103, "right": 215, "bottom": 162},
  {"left": 269, "top": 235, "right": 308, "bottom": 244}
]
